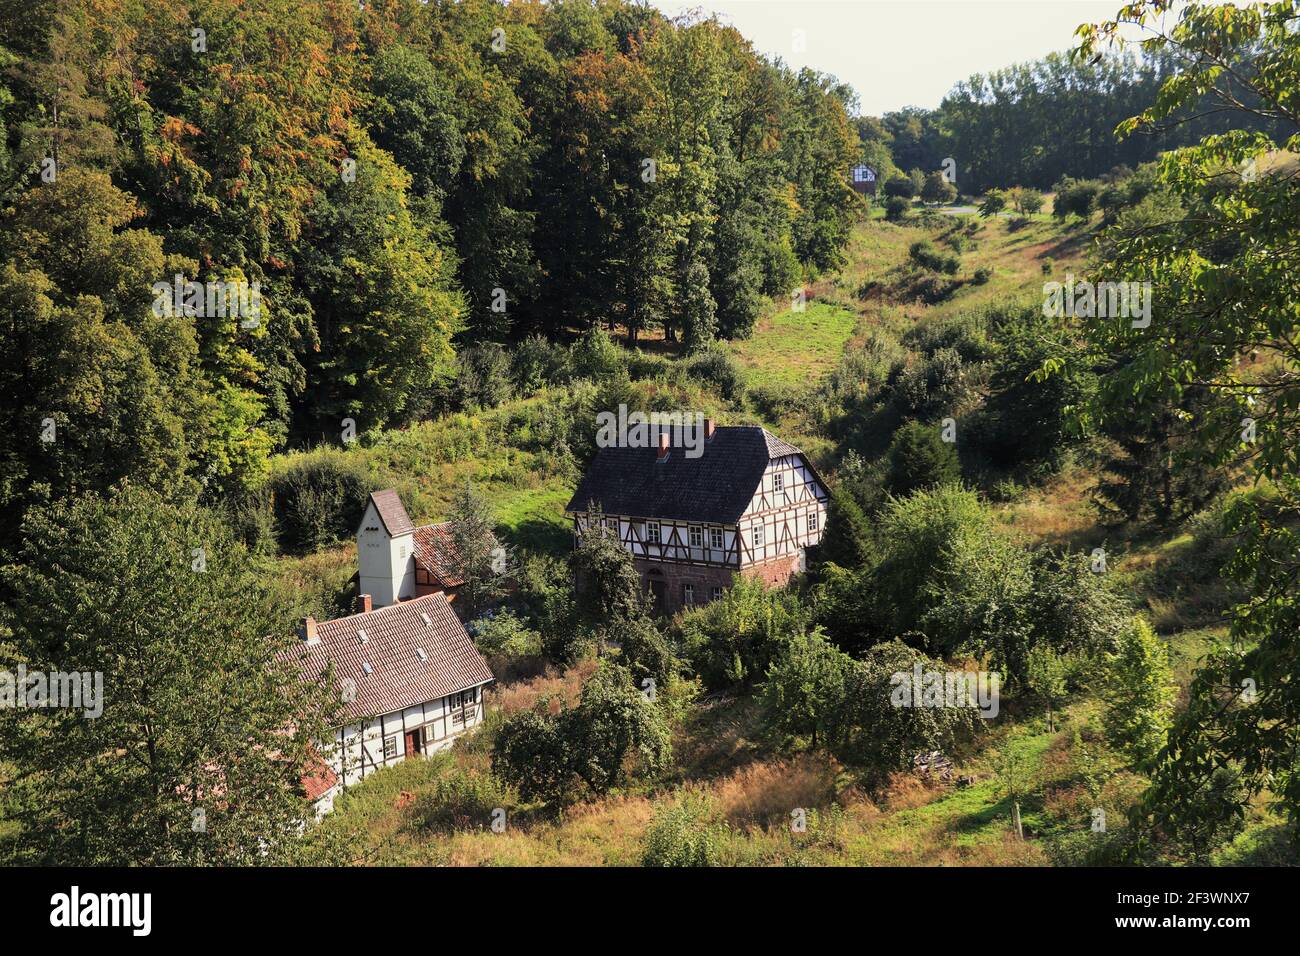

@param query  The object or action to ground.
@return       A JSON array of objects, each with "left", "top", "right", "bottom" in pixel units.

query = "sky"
[{"left": 648, "top": 0, "right": 1134, "bottom": 116}]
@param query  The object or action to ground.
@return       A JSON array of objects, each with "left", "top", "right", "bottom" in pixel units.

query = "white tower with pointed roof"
[{"left": 357, "top": 489, "right": 417, "bottom": 608}]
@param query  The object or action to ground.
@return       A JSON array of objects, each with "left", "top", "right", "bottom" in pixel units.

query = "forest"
[{"left": 0, "top": 0, "right": 1298, "bottom": 872}]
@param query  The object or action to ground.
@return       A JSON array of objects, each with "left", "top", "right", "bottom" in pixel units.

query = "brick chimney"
[
  {"left": 656, "top": 432, "right": 670, "bottom": 462},
  {"left": 298, "top": 616, "right": 320, "bottom": 646},
  {"left": 704, "top": 417, "right": 716, "bottom": 441},
  {"left": 357, "top": 593, "right": 373, "bottom": 614}
]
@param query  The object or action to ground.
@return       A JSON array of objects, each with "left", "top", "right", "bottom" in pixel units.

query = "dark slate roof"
[
  {"left": 363, "top": 489, "right": 414, "bottom": 537},
  {"left": 565, "top": 425, "right": 809, "bottom": 525},
  {"left": 277, "top": 593, "right": 493, "bottom": 722}
]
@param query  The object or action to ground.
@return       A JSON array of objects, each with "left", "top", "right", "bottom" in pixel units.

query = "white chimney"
[{"left": 299, "top": 616, "right": 320, "bottom": 646}]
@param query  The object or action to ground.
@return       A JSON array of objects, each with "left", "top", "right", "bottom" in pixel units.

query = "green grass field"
[{"left": 727, "top": 301, "right": 860, "bottom": 391}]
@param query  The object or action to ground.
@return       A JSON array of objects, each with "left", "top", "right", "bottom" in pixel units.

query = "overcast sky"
[{"left": 647, "top": 1, "right": 1134, "bottom": 115}]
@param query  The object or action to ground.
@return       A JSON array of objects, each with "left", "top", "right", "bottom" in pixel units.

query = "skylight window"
[
  {"left": 361, "top": 662, "right": 373, "bottom": 675},
  {"left": 420, "top": 613, "right": 433, "bottom": 628},
  {"left": 415, "top": 647, "right": 428, "bottom": 661},
  {"left": 358, "top": 629, "right": 368, "bottom": 644}
]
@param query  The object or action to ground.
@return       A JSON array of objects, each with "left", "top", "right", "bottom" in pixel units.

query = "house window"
[
  {"left": 607, "top": 517, "right": 619, "bottom": 532},
  {"left": 689, "top": 526, "right": 703, "bottom": 548},
  {"left": 383, "top": 735, "right": 398, "bottom": 760},
  {"left": 808, "top": 509, "right": 819, "bottom": 533},
  {"left": 753, "top": 524, "right": 765, "bottom": 549},
  {"left": 711, "top": 587, "right": 723, "bottom": 602},
  {"left": 773, "top": 472, "right": 784, "bottom": 494},
  {"left": 646, "top": 521, "right": 660, "bottom": 544},
  {"left": 683, "top": 583, "right": 695, "bottom": 605},
  {"left": 710, "top": 527, "right": 724, "bottom": 550}
]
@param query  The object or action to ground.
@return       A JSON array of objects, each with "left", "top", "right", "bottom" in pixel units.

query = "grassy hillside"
[{"left": 283, "top": 206, "right": 1290, "bottom": 867}]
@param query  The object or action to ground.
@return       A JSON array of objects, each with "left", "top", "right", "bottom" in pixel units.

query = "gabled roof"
[
  {"left": 565, "top": 425, "right": 812, "bottom": 525},
  {"left": 414, "top": 522, "right": 468, "bottom": 588},
  {"left": 277, "top": 593, "right": 493, "bottom": 722},
  {"left": 361, "top": 489, "right": 414, "bottom": 537}
]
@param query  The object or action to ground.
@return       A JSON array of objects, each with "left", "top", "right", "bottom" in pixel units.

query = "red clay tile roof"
[
  {"left": 301, "top": 750, "right": 339, "bottom": 801},
  {"left": 278, "top": 593, "right": 493, "bottom": 722},
  {"left": 364, "top": 489, "right": 414, "bottom": 537},
  {"left": 414, "top": 521, "right": 462, "bottom": 588}
]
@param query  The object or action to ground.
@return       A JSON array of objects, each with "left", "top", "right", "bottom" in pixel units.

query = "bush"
[
  {"left": 978, "top": 189, "right": 1007, "bottom": 217},
  {"left": 884, "top": 420, "right": 962, "bottom": 497},
  {"left": 470, "top": 609, "right": 543, "bottom": 658},
  {"left": 224, "top": 485, "right": 277, "bottom": 555},
  {"left": 921, "top": 170, "right": 958, "bottom": 204},
  {"left": 908, "top": 240, "right": 961, "bottom": 276},
  {"left": 910, "top": 274, "right": 961, "bottom": 304},
  {"left": 511, "top": 334, "right": 571, "bottom": 394},
  {"left": 492, "top": 663, "right": 673, "bottom": 804},
  {"left": 641, "top": 794, "right": 725, "bottom": 867},
  {"left": 570, "top": 325, "right": 626, "bottom": 381},
  {"left": 829, "top": 640, "right": 979, "bottom": 780},
  {"left": 1052, "top": 177, "right": 1102, "bottom": 220},
  {"left": 410, "top": 769, "right": 511, "bottom": 834},
  {"left": 883, "top": 173, "right": 915, "bottom": 199},
  {"left": 676, "top": 577, "right": 810, "bottom": 690},
  {"left": 456, "top": 342, "right": 513, "bottom": 408},
  {"left": 266, "top": 449, "right": 377, "bottom": 555},
  {"left": 883, "top": 196, "right": 911, "bottom": 221},
  {"left": 971, "top": 266, "right": 992, "bottom": 285},
  {"left": 685, "top": 349, "right": 746, "bottom": 403},
  {"left": 758, "top": 628, "right": 853, "bottom": 749}
]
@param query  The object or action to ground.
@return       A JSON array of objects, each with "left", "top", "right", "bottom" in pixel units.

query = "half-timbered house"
[
  {"left": 566, "top": 422, "right": 829, "bottom": 615},
  {"left": 278, "top": 591, "right": 494, "bottom": 818},
  {"left": 851, "top": 162, "right": 879, "bottom": 195}
]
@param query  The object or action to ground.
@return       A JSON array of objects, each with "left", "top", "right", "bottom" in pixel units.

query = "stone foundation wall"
[{"left": 634, "top": 549, "right": 805, "bottom": 616}]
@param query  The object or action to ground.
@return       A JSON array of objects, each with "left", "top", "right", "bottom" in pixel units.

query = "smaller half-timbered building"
[
  {"left": 356, "top": 489, "right": 494, "bottom": 609},
  {"left": 566, "top": 422, "right": 829, "bottom": 615},
  {"left": 278, "top": 592, "right": 494, "bottom": 817}
]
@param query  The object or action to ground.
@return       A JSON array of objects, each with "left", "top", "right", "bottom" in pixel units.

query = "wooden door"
[{"left": 404, "top": 729, "right": 420, "bottom": 757}]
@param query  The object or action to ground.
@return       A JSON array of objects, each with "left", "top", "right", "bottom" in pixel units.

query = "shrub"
[
  {"left": 511, "top": 334, "right": 571, "bottom": 394},
  {"left": 908, "top": 240, "right": 960, "bottom": 276},
  {"left": 470, "top": 609, "right": 543, "bottom": 658},
  {"left": 883, "top": 173, "right": 915, "bottom": 199},
  {"left": 224, "top": 485, "right": 277, "bottom": 555},
  {"left": 1052, "top": 177, "right": 1102, "bottom": 219},
  {"left": 641, "top": 794, "right": 725, "bottom": 867},
  {"left": 921, "top": 170, "right": 958, "bottom": 204},
  {"left": 759, "top": 628, "right": 853, "bottom": 749},
  {"left": 492, "top": 663, "right": 672, "bottom": 804},
  {"left": 456, "top": 342, "right": 513, "bottom": 408},
  {"left": 685, "top": 348, "right": 746, "bottom": 403},
  {"left": 410, "top": 769, "right": 511, "bottom": 834},
  {"left": 676, "top": 576, "right": 809, "bottom": 690},
  {"left": 266, "top": 449, "right": 377, "bottom": 555},
  {"left": 883, "top": 196, "right": 911, "bottom": 221},
  {"left": 978, "top": 189, "right": 1007, "bottom": 217},
  {"left": 611, "top": 615, "right": 678, "bottom": 689},
  {"left": 829, "top": 640, "right": 979, "bottom": 779},
  {"left": 972, "top": 266, "right": 992, "bottom": 285},
  {"left": 570, "top": 325, "right": 626, "bottom": 381},
  {"left": 884, "top": 420, "right": 962, "bottom": 497},
  {"left": 910, "top": 274, "right": 961, "bottom": 303}
]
